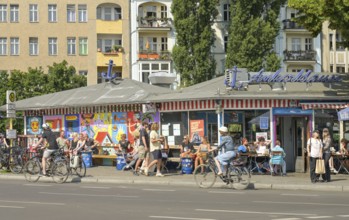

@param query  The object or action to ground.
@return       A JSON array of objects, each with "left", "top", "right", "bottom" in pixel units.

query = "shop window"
[
  {"left": 160, "top": 112, "right": 188, "bottom": 146},
  {"left": 314, "top": 109, "right": 340, "bottom": 149}
]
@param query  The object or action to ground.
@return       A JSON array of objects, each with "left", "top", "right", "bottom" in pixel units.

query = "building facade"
[{"left": 0, "top": 0, "right": 130, "bottom": 85}]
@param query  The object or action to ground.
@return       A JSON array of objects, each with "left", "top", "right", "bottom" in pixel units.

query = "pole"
[{"left": 9, "top": 118, "right": 13, "bottom": 147}]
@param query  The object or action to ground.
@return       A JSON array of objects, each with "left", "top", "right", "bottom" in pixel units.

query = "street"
[{"left": 0, "top": 179, "right": 348, "bottom": 220}]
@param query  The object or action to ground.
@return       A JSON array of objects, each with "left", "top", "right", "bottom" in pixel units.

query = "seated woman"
[
  {"left": 339, "top": 138, "right": 349, "bottom": 154},
  {"left": 254, "top": 136, "right": 272, "bottom": 174},
  {"left": 214, "top": 126, "right": 236, "bottom": 176},
  {"left": 118, "top": 134, "right": 131, "bottom": 154},
  {"left": 180, "top": 135, "right": 195, "bottom": 158},
  {"left": 194, "top": 136, "right": 211, "bottom": 170},
  {"left": 269, "top": 140, "right": 286, "bottom": 176}
]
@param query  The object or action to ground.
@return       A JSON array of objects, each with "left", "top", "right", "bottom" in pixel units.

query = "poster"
[
  {"left": 256, "top": 132, "right": 268, "bottom": 142},
  {"left": 44, "top": 115, "right": 63, "bottom": 133},
  {"left": 168, "top": 136, "right": 175, "bottom": 145},
  {"left": 162, "top": 124, "right": 169, "bottom": 136},
  {"left": 173, "top": 124, "right": 181, "bottom": 136},
  {"left": 26, "top": 116, "right": 43, "bottom": 135},
  {"left": 112, "top": 112, "right": 127, "bottom": 144},
  {"left": 189, "top": 120, "right": 204, "bottom": 138},
  {"left": 260, "top": 117, "right": 269, "bottom": 130},
  {"left": 64, "top": 114, "right": 80, "bottom": 140}
]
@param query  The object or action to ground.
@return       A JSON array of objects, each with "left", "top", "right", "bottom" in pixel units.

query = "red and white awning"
[
  {"left": 301, "top": 103, "right": 348, "bottom": 110},
  {"left": 160, "top": 99, "right": 298, "bottom": 112}
]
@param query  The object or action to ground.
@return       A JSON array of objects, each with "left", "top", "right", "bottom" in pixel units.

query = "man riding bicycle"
[
  {"left": 33, "top": 123, "right": 59, "bottom": 176},
  {"left": 214, "top": 126, "right": 236, "bottom": 176}
]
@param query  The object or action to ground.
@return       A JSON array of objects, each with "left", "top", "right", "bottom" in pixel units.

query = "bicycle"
[
  {"left": 193, "top": 150, "right": 251, "bottom": 189},
  {"left": 23, "top": 147, "right": 70, "bottom": 183},
  {"left": 68, "top": 152, "right": 86, "bottom": 178},
  {"left": 0, "top": 145, "right": 25, "bottom": 174}
]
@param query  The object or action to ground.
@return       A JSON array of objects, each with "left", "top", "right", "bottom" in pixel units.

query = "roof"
[
  {"left": 0, "top": 78, "right": 175, "bottom": 111},
  {"left": 95, "top": 131, "right": 112, "bottom": 144}
]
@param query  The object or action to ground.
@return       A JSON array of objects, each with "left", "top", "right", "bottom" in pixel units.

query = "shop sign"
[
  {"left": 225, "top": 67, "right": 342, "bottom": 89},
  {"left": 260, "top": 117, "right": 269, "bottom": 130},
  {"left": 273, "top": 108, "right": 313, "bottom": 116},
  {"left": 338, "top": 107, "right": 349, "bottom": 121}
]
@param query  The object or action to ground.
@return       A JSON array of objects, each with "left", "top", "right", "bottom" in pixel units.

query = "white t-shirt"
[
  {"left": 307, "top": 138, "right": 323, "bottom": 158},
  {"left": 257, "top": 145, "right": 267, "bottom": 154},
  {"left": 149, "top": 130, "right": 161, "bottom": 152}
]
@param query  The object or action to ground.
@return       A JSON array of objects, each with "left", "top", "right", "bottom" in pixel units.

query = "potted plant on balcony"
[{"left": 113, "top": 45, "right": 124, "bottom": 53}]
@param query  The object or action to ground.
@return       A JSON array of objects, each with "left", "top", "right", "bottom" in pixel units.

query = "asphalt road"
[{"left": 0, "top": 179, "right": 349, "bottom": 220}]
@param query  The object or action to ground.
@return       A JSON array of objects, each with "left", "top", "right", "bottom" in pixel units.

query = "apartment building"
[
  {"left": 130, "top": 0, "right": 176, "bottom": 87},
  {"left": 0, "top": 1, "right": 130, "bottom": 86}
]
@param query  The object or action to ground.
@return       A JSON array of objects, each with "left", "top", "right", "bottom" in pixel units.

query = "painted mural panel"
[
  {"left": 64, "top": 114, "right": 80, "bottom": 140},
  {"left": 112, "top": 112, "right": 127, "bottom": 144},
  {"left": 43, "top": 115, "right": 63, "bottom": 133},
  {"left": 127, "top": 112, "right": 141, "bottom": 144},
  {"left": 80, "top": 113, "right": 95, "bottom": 138},
  {"left": 26, "top": 116, "right": 43, "bottom": 135},
  {"left": 90, "top": 113, "right": 112, "bottom": 144}
]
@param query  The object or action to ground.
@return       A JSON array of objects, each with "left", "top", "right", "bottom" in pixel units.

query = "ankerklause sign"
[{"left": 225, "top": 67, "right": 342, "bottom": 89}]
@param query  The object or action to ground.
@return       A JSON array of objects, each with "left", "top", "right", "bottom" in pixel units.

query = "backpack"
[{"left": 191, "top": 133, "right": 201, "bottom": 145}]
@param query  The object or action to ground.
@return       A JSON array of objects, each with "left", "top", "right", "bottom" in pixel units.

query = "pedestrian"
[
  {"left": 56, "top": 130, "right": 69, "bottom": 152},
  {"left": 144, "top": 122, "right": 164, "bottom": 177},
  {"left": 0, "top": 133, "right": 9, "bottom": 148},
  {"left": 321, "top": 128, "right": 332, "bottom": 182},
  {"left": 134, "top": 121, "right": 149, "bottom": 174},
  {"left": 307, "top": 130, "right": 323, "bottom": 183}
]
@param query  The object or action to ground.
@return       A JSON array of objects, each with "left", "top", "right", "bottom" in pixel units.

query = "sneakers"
[
  {"left": 144, "top": 167, "right": 149, "bottom": 176},
  {"left": 156, "top": 173, "right": 164, "bottom": 177},
  {"left": 217, "top": 172, "right": 223, "bottom": 176},
  {"left": 39, "top": 173, "right": 47, "bottom": 177},
  {"left": 331, "top": 168, "right": 338, "bottom": 174}
]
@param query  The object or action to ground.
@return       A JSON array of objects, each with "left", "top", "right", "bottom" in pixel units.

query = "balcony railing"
[
  {"left": 283, "top": 50, "right": 316, "bottom": 61},
  {"left": 282, "top": 19, "right": 305, "bottom": 30},
  {"left": 138, "top": 50, "right": 171, "bottom": 60},
  {"left": 137, "top": 17, "right": 172, "bottom": 28}
]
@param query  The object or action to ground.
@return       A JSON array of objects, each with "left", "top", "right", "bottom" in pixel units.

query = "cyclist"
[
  {"left": 33, "top": 123, "right": 59, "bottom": 176},
  {"left": 214, "top": 126, "right": 236, "bottom": 176}
]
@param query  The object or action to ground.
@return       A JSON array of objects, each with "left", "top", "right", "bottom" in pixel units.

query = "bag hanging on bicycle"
[{"left": 70, "top": 156, "right": 79, "bottom": 168}]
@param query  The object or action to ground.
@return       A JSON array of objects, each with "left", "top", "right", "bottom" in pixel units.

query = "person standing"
[
  {"left": 144, "top": 122, "right": 164, "bottom": 177},
  {"left": 307, "top": 130, "right": 323, "bottom": 183},
  {"left": 321, "top": 128, "right": 332, "bottom": 182},
  {"left": 134, "top": 121, "right": 149, "bottom": 174},
  {"left": 33, "top": 123, "right": 59, "bottom": 176},
  {"left": 56, "top": 130, "right": 69, "bottom": 152},
  {"left": 0, "top": 133, "right": 9, "bottom": 148}
]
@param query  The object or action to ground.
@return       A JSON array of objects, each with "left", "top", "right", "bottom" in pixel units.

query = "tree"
[
  {"left": 171, "top": 0, "right": 218, "bottom": 87},
  {"left": 226, "top": 0, "right": 286, "bottom": 72},
  {"left": 288, "top": 0, "right": 349, "bottom": 48}
]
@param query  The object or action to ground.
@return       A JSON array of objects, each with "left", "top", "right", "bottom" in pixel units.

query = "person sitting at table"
[
  {"left": 118, "top": 133, "right": 131, "bottom": 154},
  {"left": 194, "top": 136, "right": 211, "bottom": 170},
  {"left": 339, "top": 138, "right": 348, "bottom": 154},
  {"left": 83, "top": 133, "right": 99, "bottom": 154},
  {"left": 180, "top": 135, "right": 195, "bottom": 158},
  {"left": 269, "top": 140, "right": 286, "bottom": 176},
  {"left": 254, "top": 137, "right": 271, "bottom": 174}
]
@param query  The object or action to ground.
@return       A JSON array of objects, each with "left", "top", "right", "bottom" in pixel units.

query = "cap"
[
  {"left": 42, "top": 123, "right": 50, "bottom": 129},
  {"left": 219, "top": 126, "right": 228, "bottom": 133}
]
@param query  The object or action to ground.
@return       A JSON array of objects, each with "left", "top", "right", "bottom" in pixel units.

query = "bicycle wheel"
[
  {"left": 23, "top": 160, "right": 40, "bottom": 182},
  {"left": 51, "top": 161, "right": 69, "bottom": 184},
  {"left": 229, "top": 167, "right": 250, "bottom": 190},
  {"left": 193, "top": 164, "right": 216, "bottom": 189},
  {"left": 10, "top": 154, "right": 24, "bottom": 174},
  {"left": 73, "top": 159, "right": 86, "bottom": 178}
]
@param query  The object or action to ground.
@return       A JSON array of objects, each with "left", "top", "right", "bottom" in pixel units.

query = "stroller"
[{"left": 121, "top": 152, "right": 139, "bottom": 172}]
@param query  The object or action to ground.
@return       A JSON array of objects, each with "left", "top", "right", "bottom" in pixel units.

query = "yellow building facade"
[{"left": 0, "top": 1, "right": 130, "bottom": 85}]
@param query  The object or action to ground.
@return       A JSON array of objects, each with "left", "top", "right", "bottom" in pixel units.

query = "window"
[
  {"left": 79, "top": 38, "right": 88, "bottom": 55},
  {"left": 0, "top": 38, "right": 7, "bottom": 55},
  {"left": 48, "top": 37, "right": 57, "bottom": 55},
  {"left": 0, "top": 5, "right": 7, "bottom": 22},
  {"left": 29, "top": 37, "right": 38, "bottom": 55},
  {"left": 10, "top": 5, "right": 19, "bottom": 22},
  {"left": 29, "top": 4, "right": 38, "bottom": 22},
  {"left": 10, "top": 37, "right": 19, "bottom": 55},
  {"left": 305, "top": 38, "right": 312, "bottom": 50},
  {"left": 148, "top": 37, "right": 157, "bottom": 52},
  {"left": 67, "top": 37, "right": 76, "bottom": 55},
  {"left": 78, "top": 5, "right": 87, "bottom": 22},
  {"left": 139, "top": 62, "right": 171, "bottom": 84},
  {"left": 97, "top": 38, "right": 120, "bottom": 53},
  {"left": 114, "top": 7, "right": 121, "bottom": 19},
  {"left": 67, "top": 5, "right": 76, "bottom": 22},
  {"left": 146, "top": 6, "right": 156, "bottom": 17},
  {"left": 79, "top": 70, "right": 88, "bottom": 76},
  {"left": 224, "top": 35, "right": 228, "bottom": 52},
  {"left": 291, "top": 38, "right": 301, "bottom": 51},
  {"left": 161, "top": 37, "right": 167, "bottom": 51},
  {"left": 223, "top": 4, "right": 230, "bottom": 21},
  {"left": 161, "top": 6, "right": 167, "bottom": 18},
  {"left": 97, "top": 6, "right": 121, "bottom": 21},
  {"left": 48, "top": 4, "right": 57, "bottom": 22}
]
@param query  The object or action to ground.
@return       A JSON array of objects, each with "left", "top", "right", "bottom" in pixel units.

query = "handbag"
[{"left": 315, "top": 159, "right": 325, "bottom": 174}]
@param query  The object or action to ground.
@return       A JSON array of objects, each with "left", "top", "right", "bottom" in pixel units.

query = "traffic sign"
[{"left": 6, "top": 90, "right": 16, "bottom": 104}]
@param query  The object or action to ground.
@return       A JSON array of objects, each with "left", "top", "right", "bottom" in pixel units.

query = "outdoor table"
[
  {"left": 332, "top": 153, "right": 349, "bottom": 174},
  {"left": 248, "top": 152, "right": 270, "bottom": 174}
]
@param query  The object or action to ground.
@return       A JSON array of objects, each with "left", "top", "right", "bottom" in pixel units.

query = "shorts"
[
  {"left": 137, "top": 146, "right": 146, "bottom": 159},
  {"left": 215, "top": 151, "right": 236, "bottom": 166},
  {"left": 43, "top": 149, "right": 57, "bottom": 158},
  {"left": 152, "top": 149, "right": 162, "bottom": 160}
]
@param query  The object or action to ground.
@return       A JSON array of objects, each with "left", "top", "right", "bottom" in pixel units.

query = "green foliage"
[
  {"left": 0, "top": 61, "right": 87, "bottom": 134},
  {"left": 288, "top": 0, "right": 349, "bottom": 47},
  {"left": 226, "top": 0, "right": 285, "bottom": 72},
  {"left": 171, "top": 0, "right": 218, "bottom": 87}
]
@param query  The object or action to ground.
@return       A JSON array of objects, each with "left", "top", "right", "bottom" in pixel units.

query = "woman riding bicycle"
[{"left": 214, "top": 126, "right": 236, "bottom": 176}]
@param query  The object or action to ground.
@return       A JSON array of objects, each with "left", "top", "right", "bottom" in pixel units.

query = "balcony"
[
  {"left": 96, "top": 19, "right": 123, "bottom": 34},
  {"left": 138, "top": 50, "right": 171, "bottom": 60},
  {"left": 283, "top": 50, "right": 316, "bottom": 62},
  {"left": 282, "top": 19, "right": 305, "bottom": 30},
  {"left": 137, "top": 17, "right": 172, "bottom": 32},
  {"left": 97, "top": 50, "right": 123, "bottom": 67}
]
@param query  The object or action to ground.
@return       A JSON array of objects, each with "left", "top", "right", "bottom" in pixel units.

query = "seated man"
[{"left": 269, "top": 140, "right": 286, "bottom": 176}]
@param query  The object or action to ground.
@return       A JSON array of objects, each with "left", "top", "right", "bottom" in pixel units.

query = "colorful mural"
[
  {"left": 127, "top": 112, "right": 141, "bottom": 143},
  {"left": 92, "top": 112, "right": 112, "bottom": 140},
  {"left": 44, "top": 115, "right": 63, "bottom": 133},
  {"left": 64, "top": 114, "right": 80, "bottom": 140},
  {"left": 26, "top": 116, "right": 43, "bottom": 135},
  {"left": 80, "top": 113, "right": 95, "bottom": 138},
  {"left": 112, "top": 112, "right": 127, "bottom": 144}
]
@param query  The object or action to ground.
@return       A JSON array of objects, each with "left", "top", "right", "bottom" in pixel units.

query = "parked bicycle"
[
  {"left": 193, "top": 150, "right": 251, "bottom": 189},
  {"left": 68, "top": 152, "right": 86, "bottom": 178},
  {"left": 23, "top": 147, "right": 69, "bottom": 183},
  {"left": 0, "top": 145, "right": 25, "bottom": 174}
]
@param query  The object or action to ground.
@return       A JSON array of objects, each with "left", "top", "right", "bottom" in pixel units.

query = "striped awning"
[
  {"left": 160, "top": 99, "right": 298, "bottom": 111},
  {"left": 300, "top": 103, "right": 348, "bottom": 110}
]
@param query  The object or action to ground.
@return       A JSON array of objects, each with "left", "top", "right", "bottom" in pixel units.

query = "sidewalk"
[{"left": 1, "top": 166, "right": 349, "bottom": 192}]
